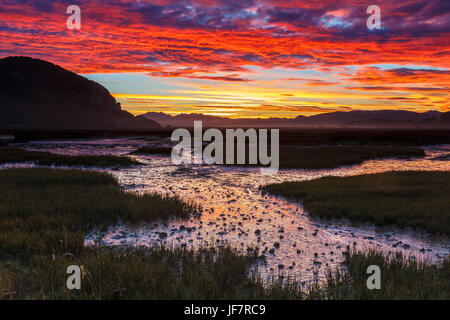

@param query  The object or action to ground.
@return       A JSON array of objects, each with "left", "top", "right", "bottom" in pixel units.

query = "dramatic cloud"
[
  {"left": 1, "top": 0, "right": 449, "bottom": 116},
  {"left": 349, "top": 67, "right": 450, "bottom": 85}
]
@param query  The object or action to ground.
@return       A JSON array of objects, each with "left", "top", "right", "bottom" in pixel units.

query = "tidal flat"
[{"left": 1, "top": 137, "right": 449, "bottom": 299}]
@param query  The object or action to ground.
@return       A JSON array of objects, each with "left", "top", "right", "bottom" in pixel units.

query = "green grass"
[
  {"left": 1, "top": 246, "right": 295, "bottom": 300},
  {"left": 310, "top": 248, "right": 450, "bottom": 300},
  {"left": 0, "top": 147, "right": 140, "bottom": 167},
  {"left": 0, "top": 168, "right": 296, "bottom": 300},
  {"left": 262, "top": 171, "right": 450, "bottom": 235},
  {"left": 131, "top": 144, "right": 425, "bottom": 170},
  {"left": 0, "top": 168, "right": 198, "bottom": 261},
  {"left": 0, "top": 168, "right": 448, "bottom": 299},
  {"left": 225, "top": 145, "right": 425, "bottom": 169},
  {"left": 130, "top": 146, "right": 173, "bottom": 155},
  {"left": 277, "top": 146, "right": 425, "bottom": 169}
]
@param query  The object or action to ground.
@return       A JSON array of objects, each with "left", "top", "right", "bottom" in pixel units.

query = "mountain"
[
  {"left": 3, "top": 56, "right": 444, "bottom": 130},
  {"left": 142, "top": 110, "right": 446, "bottom": 128},
  {"left": 141, "top": 112, "right": 297, "bottom": 127},
  {"left": 441, "top": 111, "right": 450, "bottom": 122},
  {"left": 295, "top": 110, "right": 442, "bottom": 127},
  {"left": 0, "top": 56, "right": 160, "bottom": 130}
]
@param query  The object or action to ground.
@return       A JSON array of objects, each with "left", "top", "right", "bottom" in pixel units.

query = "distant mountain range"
[
  {"left": 0, "top": 56, "right": 448, "bottom": 131},
  {"left": 142, "top": 110, "right": 450, "bottom": 128},
  {"left": 0, "top": 56, "right": 160, "bottom": 130}
]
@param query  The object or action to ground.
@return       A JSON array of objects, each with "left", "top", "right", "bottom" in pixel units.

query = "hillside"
[{"left": 0, "top": 56, "right": 160, "bottom": 130}]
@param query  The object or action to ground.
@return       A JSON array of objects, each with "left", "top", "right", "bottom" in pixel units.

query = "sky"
[{"left": 0, "top": 0, "right": 449, "bottom": 118}]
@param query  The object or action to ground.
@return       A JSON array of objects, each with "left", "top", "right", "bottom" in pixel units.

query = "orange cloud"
[{"left": 1, "top": 0, "right": 449, "bottom": 116}]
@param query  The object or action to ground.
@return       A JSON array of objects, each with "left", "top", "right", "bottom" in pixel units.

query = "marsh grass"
[
  {"left": 262, "top": 171, "right": 450, "bottom": 235},
  {"left": 0, "top": 168, "right": 448, "bottom": 299},
  {"left": 312, "top": 248, "right": 450, "bottom": 300},
  {"left": 0, "top": 168, "right": 298, "bottom": 300},
  {"left": 0, "top": 168, "right": 198, "bottom": 260},
  {"left": 0, "top": 147, "right": 140, "bottom": 167},
  {"left": 2, "top": 246, "right": 295, "bottom": 300},
  {"left": 222, "top": 145, "right": 424, "bottom": 169},
  {"left": 132, "top": 144, "right": 425, "bottom": 170},
  {"left": 277, "top": 146, "right": 425, "bottom": 169}
]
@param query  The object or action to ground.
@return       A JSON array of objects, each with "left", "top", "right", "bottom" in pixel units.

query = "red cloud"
[
  {"left": 0, "top": 0, "right": 448, "bottom": 75},
  {"left": 1, "top": 0, "right": 449, "bottom": 115}
]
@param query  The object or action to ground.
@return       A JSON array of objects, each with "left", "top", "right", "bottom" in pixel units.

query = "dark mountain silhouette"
[
  {"left": 0, "top": 56, "right": 160, "bottom": 130},
  {"left": 142, "top": 112, "right": 297, "bottom": 127},
  {"left": 142, "top": 110, "right": 446, "bottom": 128},
  {"left": 2, "top": 56, "right": 445, "bottom": 130},
  {"left": 441, "top": 111, "right": 450, "bottom": 122},
  {"left": 294, "top": 110, "right": 441, "bottom": 126}
]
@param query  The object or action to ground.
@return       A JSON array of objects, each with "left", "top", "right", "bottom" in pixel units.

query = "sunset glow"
[{"left": 1, "top": 0, "right": 449, "bottom": 117}]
